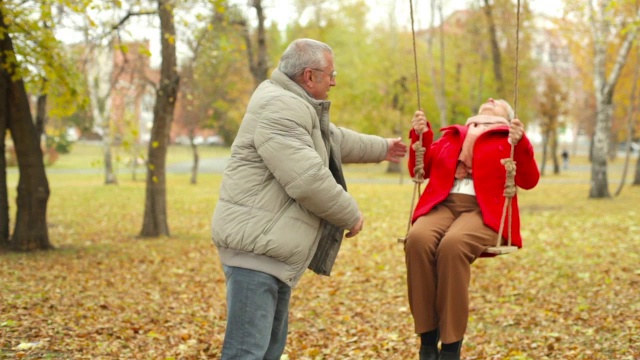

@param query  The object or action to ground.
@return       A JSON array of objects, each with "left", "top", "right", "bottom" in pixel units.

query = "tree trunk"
[
  {"left": 35, "top": 82, "right": 47, "bottom": 141},
  {"left": 588, "top": 1, "right": 639, "bottom": 198},
  {"left": 190, "top": 140, "right": 199, "bottom": 185},
  {"left": 427, "top": 0, "right": 447, "bottom": 128},
  {"left": 0, "top": 63, "right": 9, "bottom": 248},
  {"left": 616, "top": 140, "right": 634, "bottom": 196},
  {"left": 482, "top": 0, "right": 504, "bottom": 97},
  {"left": 103, "top": 133, "right": 118, "bottom": 185},
  {"left": 243, "top": 0, "right": 268, "bottom": 88},
  {"left": 540, "top": 130, "right": 549, "bottom": 176},
  {"left": 389, "top": 75, "right": 407, "bottom": 175},
  {"left": 86, "top": 42, "right": 118, "bottom": 185},
  {"left": 633, "top": 152, "right": 640, "bottom": 185},
  {"left": 551, "top": 129, "right": 559, "bottom": 175},
  {"left": 0, "top": 12, "right": 51, "bottom": 251},
  {"left": 615, "top": 49, "right": 639, "bottom": 196},
  {"left": 140, "top": 0, "right": 179, "bottom": 237},
  {"left": 131, "top": 144, "right": 141, "bottom": 182},
  {"left": 590, "top": 103, "right": 611, "bottom": 198}
]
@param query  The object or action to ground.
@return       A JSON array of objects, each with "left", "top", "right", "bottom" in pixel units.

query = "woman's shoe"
[
  {"left": 419, "top": 345, "right": 438, "bottom": 360},
  {"left": 438, "top": 351, "right": 460, "bottom": 360}
]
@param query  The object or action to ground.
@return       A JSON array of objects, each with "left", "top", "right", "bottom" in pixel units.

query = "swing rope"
[
  {"left": 401, "top": 0, "right": 523, "bottom": 254},
  {"left": 490, "top": 0, "right": 521, "bottom": 253},
  {"left": 399, "top": 0, "right": 426, "bottom": 242},
  {"left": 409, "top": 0, "right": 426, "bottom": 186}
]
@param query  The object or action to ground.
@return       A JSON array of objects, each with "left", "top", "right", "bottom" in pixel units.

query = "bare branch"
[{"left": 111, "top": 10, "right": 156, "bottom": 31}]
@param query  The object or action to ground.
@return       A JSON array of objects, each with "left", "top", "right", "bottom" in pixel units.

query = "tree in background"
[
  {"left": 85, "top": 43, "right": 119, "bottom": 184},
  {"left": 241, "top": 0, "right": 269, "bottom": 88},
  {"left": 174, "top": 1, "right": 258, "bottom": 184},
  {"left": 482, "top": 0, "right": 505, "bottom": 97},
  {"left": 0, "top": 0, "right": 84, "bottom": 251},
  {"left": 0, "top": 5, "right": 50, "bottom": 250},
  {"left": 586, "top": 0, "right": 639, "bottom": 198},
  {"left": 426, "top": 0, "right": 448, "bottom": 128},
  {"left": 284, "top": 0, "right": 419, "bottom": 138},
  {"left": 616, "top": 48, "right": 639, "bottom": 195},
  {"left": 538, "top": 73, "right": 567, "bottom": 175},
  {"left": 140, "top": 0, "right": 180, "bottom": 237},
  {"left": 480, "top": 0, "right": 536, "bottom": 117}
]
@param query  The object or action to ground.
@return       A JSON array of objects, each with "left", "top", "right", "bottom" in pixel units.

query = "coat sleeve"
[
  {"left": 513, "top": 133, "right": 540, "bottom": 190},
  {"left": 332, "top": 125, "right": 389, "bottom": 164},
  {"left": 254, "top": 96, "right": 361, "bottom": 230}
]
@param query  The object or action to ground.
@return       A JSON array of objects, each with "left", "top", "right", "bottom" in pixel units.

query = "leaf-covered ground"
[{"left": 1, "top": 168, "right": 639, "bottom": 359}]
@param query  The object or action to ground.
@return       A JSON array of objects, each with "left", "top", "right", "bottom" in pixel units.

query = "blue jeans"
[{"left": 221, "top": 265, "right": 292, "bottom": 360}]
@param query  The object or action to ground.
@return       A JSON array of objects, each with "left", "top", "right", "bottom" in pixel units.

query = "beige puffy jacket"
[{"left": 211, "top": 69, "right": 388, "bottom": 287}]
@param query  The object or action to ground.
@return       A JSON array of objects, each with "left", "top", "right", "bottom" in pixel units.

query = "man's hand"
[
  {"left": 345, "top": 212, "right": 364, "bottom": 238},
  {"left": 385, "top": 137, "right": 408, "bottom": 163}
]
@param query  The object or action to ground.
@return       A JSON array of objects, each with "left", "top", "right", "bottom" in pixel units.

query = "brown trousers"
[{"left": 405, "top": 193, "right": 497, "bottom": 344}]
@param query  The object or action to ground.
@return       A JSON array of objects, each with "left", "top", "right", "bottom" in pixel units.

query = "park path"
[{"left": 18, "top": 156, "right": 639, "bottom": 185}]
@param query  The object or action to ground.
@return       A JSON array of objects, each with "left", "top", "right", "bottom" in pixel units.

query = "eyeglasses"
[{"left": 311, "top": 68, "right": 337, "bottom": 80}]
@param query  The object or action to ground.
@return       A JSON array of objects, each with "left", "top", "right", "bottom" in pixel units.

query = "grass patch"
[{"left": 41, "top": 142, "right": 230, "bottom": 171}]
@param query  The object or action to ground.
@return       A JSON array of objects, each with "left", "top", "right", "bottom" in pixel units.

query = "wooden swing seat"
[
  {"left": 483, "top": 245, "right": 518, "bottom": 255},
  {"left": 397, "top": 238, "right": 517, "bottom": 255}
]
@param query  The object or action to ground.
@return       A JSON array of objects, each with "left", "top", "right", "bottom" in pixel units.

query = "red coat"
[{"left": 408, "top": 122, "right": 539, "bottom": 248}]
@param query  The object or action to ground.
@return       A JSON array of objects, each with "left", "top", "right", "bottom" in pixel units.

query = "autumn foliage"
[{"left": 1, "top": 154, "right": 639, "bottom": 359}]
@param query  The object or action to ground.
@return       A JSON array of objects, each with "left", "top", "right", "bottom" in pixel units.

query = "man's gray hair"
[
  {"left": 278, "top": 39, "right": 333, "bottom": 79},
  {"left": 497, "top": 99, "right": 515, "bottom": 120}
]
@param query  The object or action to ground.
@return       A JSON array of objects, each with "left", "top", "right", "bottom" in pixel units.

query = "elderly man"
[{"left": 211, "top": 38, "right": 407, "bottom": 359}]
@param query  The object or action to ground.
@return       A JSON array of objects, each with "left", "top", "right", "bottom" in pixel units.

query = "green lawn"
[
  {"left": 1, "top": 147, "right": 639, "bottom": 359},
  {"left": 46, "top": 142, "right": 231, "bottom": 170}
]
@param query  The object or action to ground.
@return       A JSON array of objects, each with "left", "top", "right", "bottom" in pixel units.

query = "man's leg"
[
  {"left": 221, "top": 266, "right": 291, "bottom": 360},
  {"left": 264, "top": 280, "right": 291, "bottom": 360}
]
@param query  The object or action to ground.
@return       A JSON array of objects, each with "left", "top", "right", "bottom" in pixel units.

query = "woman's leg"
[
  {"left": 435, "top": 194, "right": 498, "bottom": 344},
  {"left": 405, "top": 204, "right": 455, "bottom": 334}
]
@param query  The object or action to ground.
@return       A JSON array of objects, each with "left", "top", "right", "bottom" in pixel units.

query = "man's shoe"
[
  {"left": 419, "top": 345, "right": 438, "bottom": 360},
  {"left": 438, "top": 351, "right": 460, "bottom": 360}
]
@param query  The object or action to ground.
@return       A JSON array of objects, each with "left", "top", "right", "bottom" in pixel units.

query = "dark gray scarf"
[{"left": 308, "top": 150, "right": 347, "bottom": 276}]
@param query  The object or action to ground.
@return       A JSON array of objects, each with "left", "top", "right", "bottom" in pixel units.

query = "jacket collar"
[
  {"left": 441, "top": 124, "right": 468, "bottom": 137},
  {"left": 271, "top": 68, "right": 331, "bottom": 111}
]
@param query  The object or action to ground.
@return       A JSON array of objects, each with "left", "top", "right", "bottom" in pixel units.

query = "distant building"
[
  {"left": 109, "top": 40, "right": 158, "bottom": 144},
  {"left": 76, "top": 40, "right": 218, "bottom": 146}
]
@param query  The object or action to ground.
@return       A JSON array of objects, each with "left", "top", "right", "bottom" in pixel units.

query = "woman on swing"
[{"left": 405, "top": 98, "right": 539, "bottom": 360}]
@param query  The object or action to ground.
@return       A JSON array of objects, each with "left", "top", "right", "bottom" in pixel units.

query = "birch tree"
[
  {"left": 85, "top": 43, "right": 118, "bottom": 185},
  {"left": 588, "top": 0, "right": 639, "bottom": 198}
]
